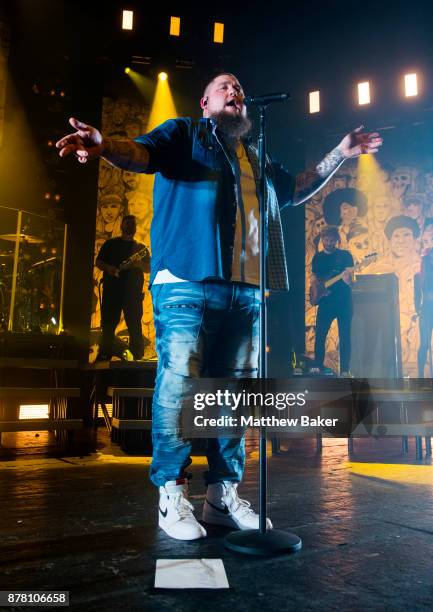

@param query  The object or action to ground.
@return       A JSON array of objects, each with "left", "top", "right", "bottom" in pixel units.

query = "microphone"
[{"left": 244, "top": 92, "right": 290, "bottom": 106}]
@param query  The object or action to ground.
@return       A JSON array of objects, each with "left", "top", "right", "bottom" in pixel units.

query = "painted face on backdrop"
[
  {"left": 404, "top": 201, "right": 423, "bottom": 222},
  {"left": 348, "top": 233, "right": 370, "bottom": 262},
  {"left": 313, "top": 216, "right": 326, "bottom": 238},
  {"left": 99, "top": 163, "right": 115, "bottom": 191},
  {"left": 127, "top": 196, "right": 147, "bottom": 222},
  {"left": 100, "top": 202, "right": 123, "bottom": 224},
  {"left": 390, "top": 227, "right": 416, "bottom": 259},
  {"left": 123, "top": 170, "right": 139, "bottom": 191},
  {"left": 373, "top": 196, "right": 392, "bottom": 223},
  {"left": 333, "top": 176, "right": 347, "bottom": 189},
  {"left": 391, "top": 168, "right": 414, "bottom": 198},
  {"left": 340, "top": 202, "right": 358, "bottom": 225}
]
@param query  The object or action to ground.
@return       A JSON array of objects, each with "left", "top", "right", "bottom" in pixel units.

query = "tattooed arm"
[
  {"left": 294, "top": 146, "right": 345, "bottom": 205},
  {"left": 292, "top": 125, "right": 383, "bottom": 206},
  {"left": 102, "top": 137, "right": 149, "bottom": 172},
  {"left": 56, "top": 117, "right": 149, "bottom": 172}
]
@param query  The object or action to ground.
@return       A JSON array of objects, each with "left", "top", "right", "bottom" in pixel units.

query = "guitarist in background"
[
  {"left": 311, "top": 225, "right": 354, "bottom": 376},
  {"left": 96, "top": 215, "right": 148, "bottom": 361}
]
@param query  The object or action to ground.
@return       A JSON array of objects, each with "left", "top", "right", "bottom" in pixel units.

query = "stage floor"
[{"left": 0, "top": 433, "right": 432, "bottom": 611}]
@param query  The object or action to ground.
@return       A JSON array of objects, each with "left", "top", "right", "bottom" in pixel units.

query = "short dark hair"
[
  {"left": 384, "top": 215, "right": 420, "bottom": 240},
  {"left": 202, "top": 72, "right": 241, "bottom": 97},
  {"left": 323, "top": 188, "right": 368, "bottom": 225},
  {"left": 121, "top": 215, "right": 136, "bottom": 224},
  {"left": 320, "top": 225, "right": 340, "bottom": 241}
]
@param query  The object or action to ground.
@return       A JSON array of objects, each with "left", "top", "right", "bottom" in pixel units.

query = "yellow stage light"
[
  {"left": 404, "top": 73, "right": 418, "bottom": 97},
  {"left": 356, "top": 150, "right": 389, "bottom": 200},
  {"left": 170, "top": 16, "right": 181, "bottom": 36},
  {"left": 147, "top": 71, "right": 178, "bottom": 134},
  {"left": 214, "top": 22, "right": 224, "bottom": 44},
  {"left": 124, "top": 67, "right": 131, "bottom": 74},
  {"left": 141, "top": 71, "right": 179, "bottom": 204},
  {"left": 357, "top": 81, "right": 370, "bottom": 105},
  {"left": 122, "top": 10, "right": 133, "bottom": 30},
  {"left": 124, "top": 69, "right": 154, "bottom": 100},
  {"left": 309, "top": 90, "right": 320, "bottom": 114}
]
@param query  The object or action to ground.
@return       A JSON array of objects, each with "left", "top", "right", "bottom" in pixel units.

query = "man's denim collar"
[{"left": 199, "top": 117, "right": 214, "bottom": 128}]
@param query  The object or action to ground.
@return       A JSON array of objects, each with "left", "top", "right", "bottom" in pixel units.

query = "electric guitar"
[
  {"left": 115, "top": 246, "right": 150, "bottom": 277},
  {"left": 309, "top": 252, "right": 377, "bottom": 306}
]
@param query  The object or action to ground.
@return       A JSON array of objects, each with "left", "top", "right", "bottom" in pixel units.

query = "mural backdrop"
[
  {"left": 305, "top": 137, "right": 433, "bottom": 377},
  {"left": 89, "top": 103, "right": 432, "bottom": 376},
  {"left": 90, "top": 97, "right": 155, "bottom": 361}
]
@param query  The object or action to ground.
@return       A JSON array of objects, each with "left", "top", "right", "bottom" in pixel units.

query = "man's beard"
[{"left": 211, "top": 110, "right": 252, "bottom": 139}]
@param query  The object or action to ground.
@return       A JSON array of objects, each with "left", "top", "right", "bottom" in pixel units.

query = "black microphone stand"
[{"left": 225, "top": 103, "right": 302, "bottom": 555}]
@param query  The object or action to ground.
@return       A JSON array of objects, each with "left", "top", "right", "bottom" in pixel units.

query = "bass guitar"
[
  {"left": 115, "top": 246, "right": 150, "bottom": 277},
  {"left": 309, "top": 252, "right": 377, "bottom": 306}
]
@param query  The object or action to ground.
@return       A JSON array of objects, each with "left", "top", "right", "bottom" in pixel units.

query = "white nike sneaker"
[
  {"left": 158, "top": 479, "right": 207, "bottom": 541},
  {"left": 202, "top": 481, "right": 273, "bottom": 530}
]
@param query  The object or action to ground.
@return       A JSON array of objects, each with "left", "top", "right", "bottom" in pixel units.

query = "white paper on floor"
[{"left": 155, "top": 558, "right": 229, "bottom": 589}]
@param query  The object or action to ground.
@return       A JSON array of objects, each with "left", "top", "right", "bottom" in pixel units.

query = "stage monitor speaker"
[{"left": 351, "top": 273, "right": 402, "bottom": 378}]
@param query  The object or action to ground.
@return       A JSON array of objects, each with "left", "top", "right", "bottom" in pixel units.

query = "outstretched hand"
[
  {"left": 338, "top": 125, "right": 383, "bottom": 159},
  {"left": 56, "top": 117, "right": 104, "bottom": 163}
]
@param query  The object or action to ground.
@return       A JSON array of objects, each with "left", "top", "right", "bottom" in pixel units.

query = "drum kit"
[{"left": 0, "top": 232, "right": 61, "bottom": 332}]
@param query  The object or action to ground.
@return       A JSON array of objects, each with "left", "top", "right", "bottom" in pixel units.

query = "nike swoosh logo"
[
  {"left": 206, "top": 499, "right": 230, "bottom": 515},
  {"left": 159, "top": 506, "right": 168, "bottom": 518}
]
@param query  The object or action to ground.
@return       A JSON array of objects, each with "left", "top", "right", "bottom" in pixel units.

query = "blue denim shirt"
[{"left": 135, "top": 117, "right": 291, "bottom": 290}]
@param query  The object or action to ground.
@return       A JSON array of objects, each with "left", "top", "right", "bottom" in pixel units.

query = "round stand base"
[{"left": 224, "top": 529, "right": 302, "bottom": 556}]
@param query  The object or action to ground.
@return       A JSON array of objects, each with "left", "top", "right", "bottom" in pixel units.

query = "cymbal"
[
  {"left": 0, "top": 252, "right": 14, "bottom": 258},
  {"left": 0, "top": 233, "right": 44, "bottom": 244}
]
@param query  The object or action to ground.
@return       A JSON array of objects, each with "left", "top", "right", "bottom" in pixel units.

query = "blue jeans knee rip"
[{"left": 150, "top": 281, "right": 259, "bottom": 482}]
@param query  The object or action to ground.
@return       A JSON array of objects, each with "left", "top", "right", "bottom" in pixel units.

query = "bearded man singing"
[{"left": 57, "top": 73, "right": 382, "bottom": 540}]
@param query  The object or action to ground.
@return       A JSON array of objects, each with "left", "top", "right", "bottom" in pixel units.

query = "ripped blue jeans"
[{"left": 150, "top": 281, "right": 260, "bottom": 487}]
